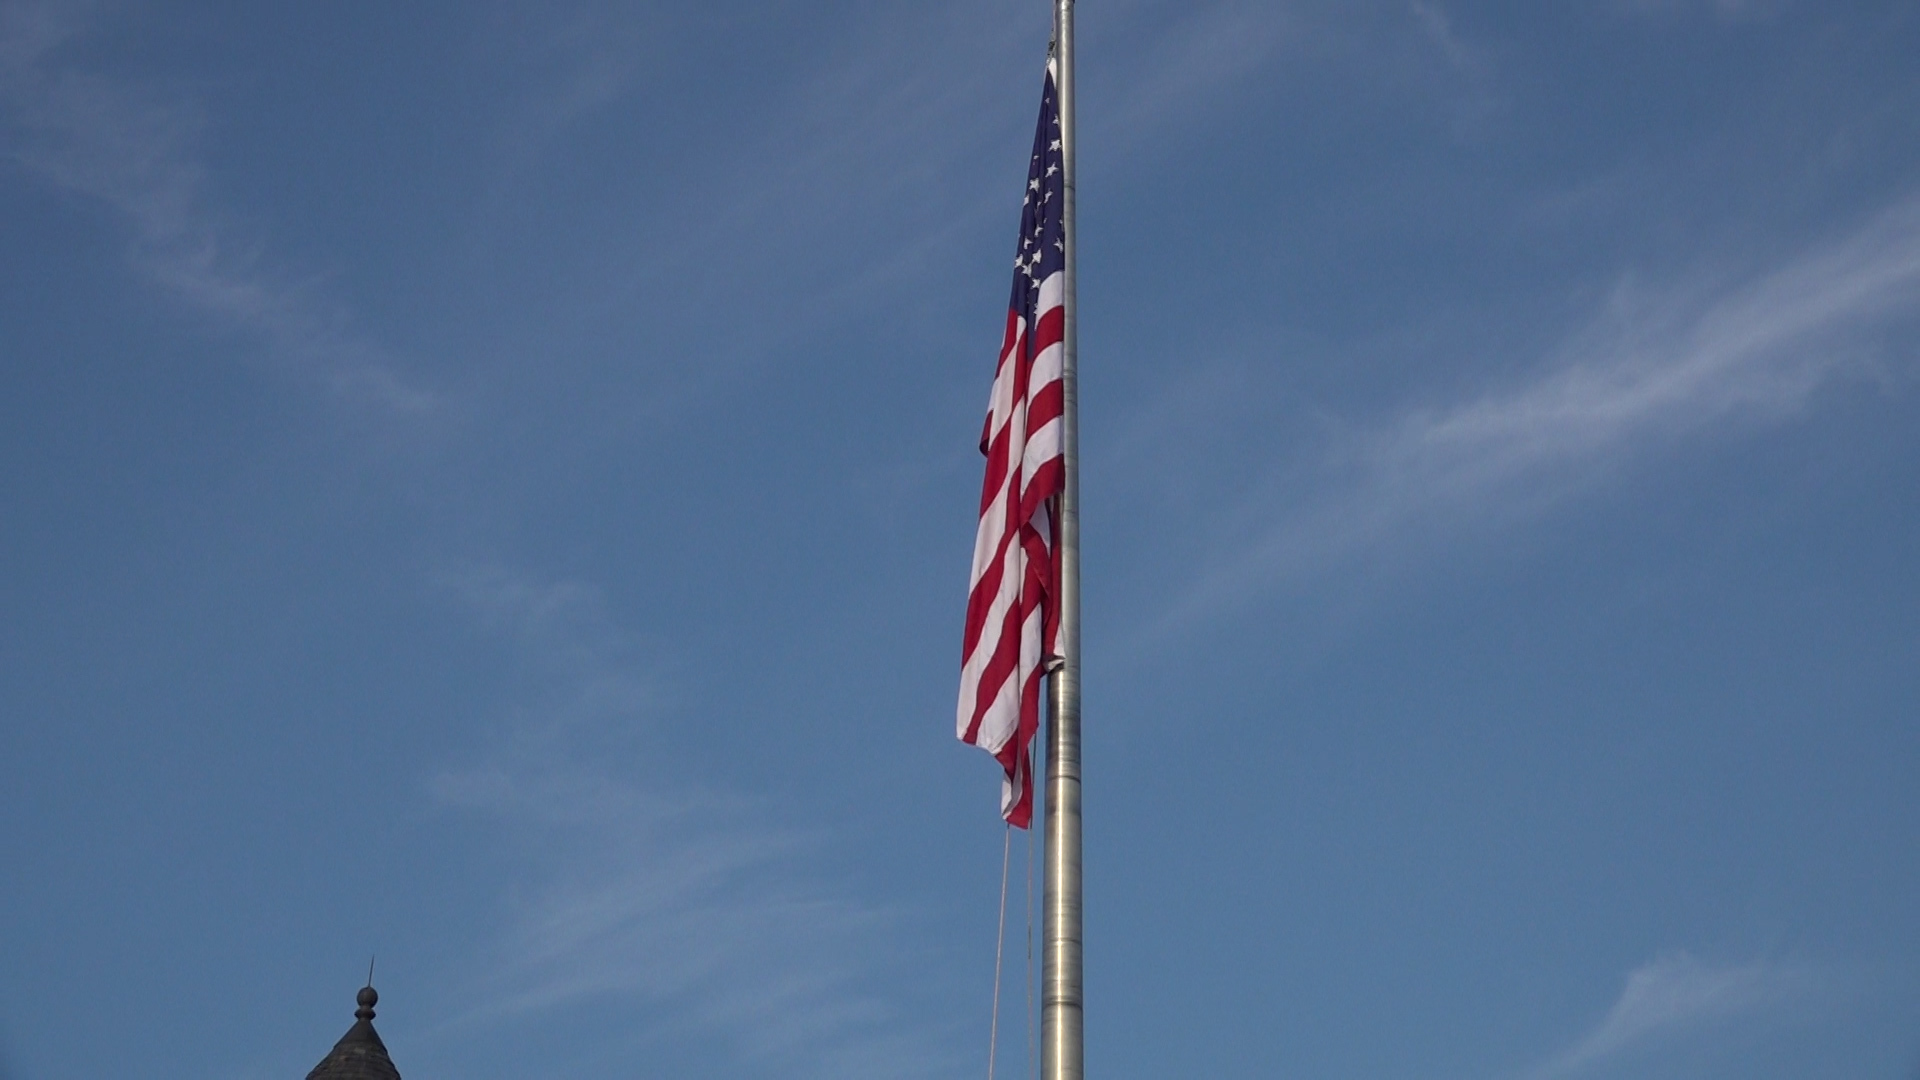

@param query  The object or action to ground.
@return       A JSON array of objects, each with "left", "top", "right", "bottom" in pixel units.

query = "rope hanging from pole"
[
  {"left": 987, "top": 825, "right": 1013, "bottom": 1080},
  {"left": 1027, "top": 824, "right": 1037, "bottom": 1080}
]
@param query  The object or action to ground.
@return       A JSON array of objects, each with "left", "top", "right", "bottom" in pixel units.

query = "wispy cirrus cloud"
[
  {"left": 0, "top": 0, "right": 435, "bottom": 413},
  {"left": 1163, "top": 192, "right": 1920, "bottom": 629},
  {"left": 428, "top": 561, "right": 956, "bottom": 1080},
  {"left": 1611, "top": 0, "right": 1790, "bottom": 23},
  {"left": 1404, "top": 0, "right": 1503, "bottom": 137},
  {"left": 1091, "top": 1, "right": 1295, "bottom": 151},
  {"left": 1530, "top": 953, "right": 1820, "bottom": 1077},
  {"left": 1410, "top": 0, "right": 1478, "bottom": 74}
]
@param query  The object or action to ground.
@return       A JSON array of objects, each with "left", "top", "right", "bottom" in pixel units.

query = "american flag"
[{"left": 957, "top": 65, "right": 1066, "bottom": 829}]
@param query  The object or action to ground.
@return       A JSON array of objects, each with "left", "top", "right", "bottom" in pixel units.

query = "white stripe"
[
  {"left": 957, "top": 531, "right": 1027, "bottom": 739},
  {"left": 1028, "top": 338, "right": 1063, "bottom": 390},
  {"left": 968, "top": 486, "right": 1013, "bottom": 590},
  {"left": 967, "top": 345, "right": 1030, "bottom": 591},
  {"left": 972, "top": 659, "right": 1021, "bottom": 753},
  {"left": 1021, "top": 417, "right": 1062, "bottom": 493},
  {"left": 983, "top": 317, "right": 1026, "bottom": 447},
  {"left": 971, "top": 571, "right": 1048, "bottom": 755},
  {"left": 1035, "top": 271, "right": 1064, "bottom": 316}
]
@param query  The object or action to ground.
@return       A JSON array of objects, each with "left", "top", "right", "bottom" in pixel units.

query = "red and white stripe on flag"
[{"left": 958, "top": 65, "right": 1065, "bottom": 829}]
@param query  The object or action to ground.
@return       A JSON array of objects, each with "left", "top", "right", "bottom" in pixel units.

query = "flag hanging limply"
[{"left": 957, "top": 65, "right": 1066, "bottom": 829}]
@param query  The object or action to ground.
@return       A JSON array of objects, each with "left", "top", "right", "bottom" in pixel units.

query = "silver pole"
[{"left": 1043, "top": 2, "right": 1082, "bottom": 1079}]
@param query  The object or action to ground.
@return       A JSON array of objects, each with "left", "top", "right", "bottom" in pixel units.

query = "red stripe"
[
  {"left": 959, "top": 475, "right": 1020, "bottom": 662},
  {"left": 1030, "top": 305, "right": 1065, "bottom": 354},
  {"left": 976, "top": 413, "right": 1014, "bottom": 518},
  {"left": 981, "top": 311, "right": 1022, "bottom": 453},
  {"left": 1025, "top": 379, "right": 1064, "bottom": 439},
  {"left": 1018, "top": 457, "right": 1062, "bottom": 526},
  {"left": 994, "top": 516, "right": 1054, "bottom": 827},
  {"left": 964, "top": 570, "right": 1028, "bottom": 743}
]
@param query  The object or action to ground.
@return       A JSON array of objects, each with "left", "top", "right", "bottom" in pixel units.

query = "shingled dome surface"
[{"left": 306, "top": 986, "right": 402, "bottom": 1080}]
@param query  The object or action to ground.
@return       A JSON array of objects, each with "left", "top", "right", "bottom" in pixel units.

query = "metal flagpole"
[{"left": 1044, "top": 2, "right": 1083, "bottom": 1080}]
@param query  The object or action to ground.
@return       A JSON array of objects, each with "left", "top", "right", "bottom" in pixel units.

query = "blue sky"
[{"left": 2, "top": 1, "right": 1918, "bottom": 1077}]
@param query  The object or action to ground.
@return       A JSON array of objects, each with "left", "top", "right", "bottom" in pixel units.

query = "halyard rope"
[
  {"left": 1026, "top": 823, "right": 1037, "bottom": 1080},
  {"left": 988, "top": 824, "right": 1013, "bottom": 1080}
]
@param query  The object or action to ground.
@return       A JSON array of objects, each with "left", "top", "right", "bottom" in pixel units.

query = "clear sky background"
[{"left": 2, "top": 1, "right": 1918, "bottom": 1078}]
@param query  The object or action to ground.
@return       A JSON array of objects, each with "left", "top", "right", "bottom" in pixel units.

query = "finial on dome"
[{"left": 309, "top": 971, "right": 401, "bottom": 1079}]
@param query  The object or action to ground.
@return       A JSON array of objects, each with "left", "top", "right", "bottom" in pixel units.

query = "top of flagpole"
[{"left": 1042, "top": 1, "right": 1083, "bottom": 1078}]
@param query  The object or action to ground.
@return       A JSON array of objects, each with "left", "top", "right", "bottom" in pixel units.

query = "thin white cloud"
[
  {"left": 1403, "top": 0, "right": 1503, "bottom": 137},
  {"left": 1611, "top": 0, "right": 1790, "bottom": 22},
  {"left": 0, "top": 0, "right": 436, "bottom": 413},
  {"left": 1531, "top": 953, "right": 1818, "bottom": 1077},
  {"left": 1164, "top": 193, "right": 1920, "bottom": 630},
  {"left": 1091, "top": 1, "right": 1295, "bottom": 153},
  {"left": 427, "top": 561, "right": 957, "bottom": 1080},
  {"left": 1410, "top": 0, "right": 1476, "bottom": 73},
  {"left": 468, "top": 3, "right": 654, "bottom": 231}
]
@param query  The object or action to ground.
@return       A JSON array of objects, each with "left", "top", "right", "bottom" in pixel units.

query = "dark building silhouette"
[{"left": 305, "top": 986, "right": 402, "bottom": 1080}]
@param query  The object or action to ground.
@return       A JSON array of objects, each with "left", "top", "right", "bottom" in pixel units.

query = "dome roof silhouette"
[{"left": 304, "top": 985, "right": 401, "bottom": 1080}]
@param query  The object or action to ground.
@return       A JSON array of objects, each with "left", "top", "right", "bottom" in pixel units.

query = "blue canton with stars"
[{"left": 1010, "top": 69, "right": 1065, "bottom": 315}]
